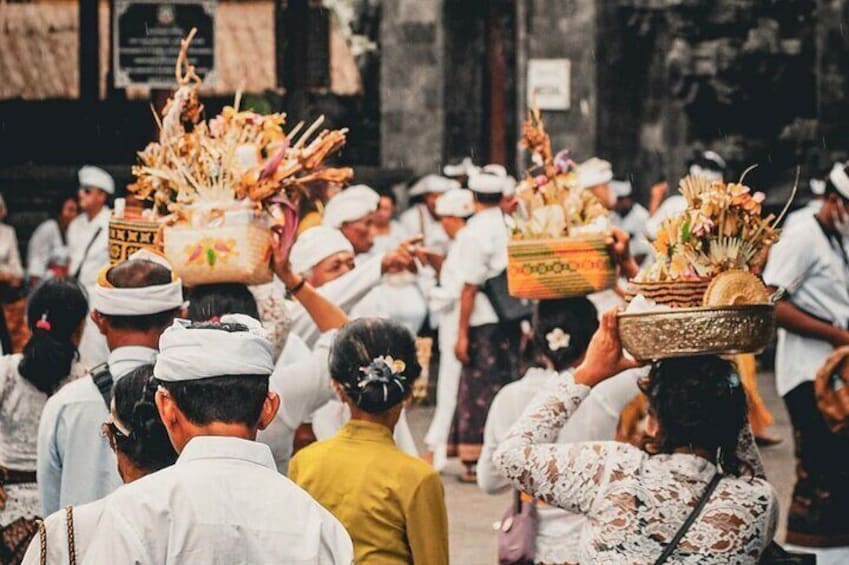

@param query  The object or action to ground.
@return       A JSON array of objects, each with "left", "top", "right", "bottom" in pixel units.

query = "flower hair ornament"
[
  {"left": 36, "top": 313, "right": 51, "bottom": 332},
  {"left": 545, "top": 328, "right": 571, "bottom": 352},
  {"left": 355, "top": 355, "right": 408, "bottom": 403}
]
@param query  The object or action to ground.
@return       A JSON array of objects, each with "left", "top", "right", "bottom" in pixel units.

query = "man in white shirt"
[
  {"left": 399, "top": 174, "right": 459, "bottom": 257},
  {"left": 783, "top": 177, "right": 827, "bottom": 231},
  {"left": 84, "top": 315, "right": 353, "bottom": 564},
  {"left": 422, "top": 189, "right": 476, "bottom": 470},
  {"left": 26, "top": 195, "right": 78, "bottom": 287},
  {"left": 763, "top": 160, "right": 849, "bottom": 562},
  {"left": 452, "top": 170, "right": 521, "bottom": 482},
  {"left": 610, "top": 179, "right": 652, "bottom": 262},
  {"left": 37, "top": 252, "right": 183, "bottom": 515}
]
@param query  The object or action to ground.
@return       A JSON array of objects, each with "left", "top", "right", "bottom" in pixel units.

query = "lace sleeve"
[{"left": 493, "top": 374, "right": 638, "bottom": 514}]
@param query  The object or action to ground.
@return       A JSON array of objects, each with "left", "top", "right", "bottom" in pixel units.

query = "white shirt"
[
  {"left": 763, "top": 213, "right": 849, "bottom": 396},
  {"left": 21, "top": 498, "right": 106, "bottom": 565},
  {"left": 0, "top": 224, "right": 23, "bottom": 281},
  {"left": 782, "top": 199, "right": 823, "bottom": 231},
  {"left": 453, "top": 207, "right": 508, "bottom": 326},
  {"left": 27, "top": 219, "right": 69, "bottom": 280},
  {"left": 84, "top": 436, "right": 354, "bottom": 564},
  {"left": 612, "top": 202, "right": 649, "bottom": 236},
  {"left": 360, "top": 220, "right": 407, "bottom": 262},
  {"left": 477, "top": 367, "right": 641, "bottom": 564},
  {"left": 67, "top": 207, "right": 110, "bottom": 291},
  {"left": 399, "top": 204, "right": 449, "bottom": 255},
  {"left": 289, "top": 254, "right": 384, "bottom": 347},
  {"left": 350, "top": 272, "right": 428, "bottom": 336},
  {"left": 645, "top": 195, "right": 686, "bottom": 239},
  {"left": 37, "top": 345, "right": 157, "bottom": 515},
  {"left": 258, "top": 332, "right": 337, "bottom": 473}
]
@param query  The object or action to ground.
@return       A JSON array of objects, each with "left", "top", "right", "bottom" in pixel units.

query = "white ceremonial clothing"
[
  {"left": 37, "top": 346, "right": 157, "bottom": 516},
  {"left": 84, "top": 436, "right": 354, "bottom": 564},
  {"left": 782, "top": 200, "right": 823, "bottom": 231},
  {"left": 26, "top": 219, "right": 69, "bottom": 280},
  {"left": 477, "top": 367, "right": 642, "bottom": 564},
  {"left": 67, "top": 207, "right": 110, "bottom": 291},
  {"left": 311, "top": 399, "right": 419, "bottom": 458},
  {"left": 21, "top": 498, "right": 106, "bottom": 565},
  {"left": 289, "top": 254, "right": 385, "bottom": 347},
  {"left": 0, "top": 224, "right": 23, "bottom": 282},
  {"left": 423, "top": 225, "right": 468, "bottom": 467},
  {"left": 645, "top": 195, "right": 686, "bottom": 240},
  {"left": 258, "top": 332, "right": 337, "bottom": 473},
  {"left": 368, "top": 220, "right": 407, "bottom": 258},
  {"left": 350, "top": 274, "right": 428, "bottom": 336},
  {"left": 399, "top": 204, "right": 449, "bottom": 255},
  {"left": 455, "top": 206, "right": 508, "bottom": 326},
  {"left": 763, "top": 213, "right": 849, "bottom": 396}
]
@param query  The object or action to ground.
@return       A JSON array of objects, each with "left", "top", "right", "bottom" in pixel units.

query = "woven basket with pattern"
[
  {"left": 163, "top": 220, "right": 273, "bottom": 287},
  {"left": 507, "top": 235, "right": 616, "bottom": 299},
  {"left": 109, "top": 218, "right": 162, "bottom": 265},
  {"left": 624, "top": 278, "right": 711, "bottom": 308}
]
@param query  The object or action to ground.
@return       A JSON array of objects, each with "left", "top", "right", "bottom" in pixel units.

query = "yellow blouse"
[
  {"left": 298, "top": 210, "right": 323, "bottom": 235},
  {"left": 289, "top": 419, "right": 449, "bottom": 565}
]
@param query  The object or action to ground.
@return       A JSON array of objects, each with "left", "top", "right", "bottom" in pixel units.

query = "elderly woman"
[{"left": 494, "top": 311, "right": 779, "bottom": 564}]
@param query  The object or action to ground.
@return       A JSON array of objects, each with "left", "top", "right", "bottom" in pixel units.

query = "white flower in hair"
[{"left": 546, "top": 328, "right": 571, "bottom": 352}]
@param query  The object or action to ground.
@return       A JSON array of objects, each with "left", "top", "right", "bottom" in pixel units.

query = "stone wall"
[{"left": 380, "top": 0, "right": 444, "bottom": 174}]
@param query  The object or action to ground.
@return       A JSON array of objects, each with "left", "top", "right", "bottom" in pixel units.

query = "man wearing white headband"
[
  {"left": 610, "top": 179, "right": 651, "bottom": 262},
  {"left": 763, "top": 160, "right": 849, "bottom": 562},
  {"left": 423, "top": 189, "right": 475, "bottom": 469},
  {"left": 68, "top": 166, "right": 114, "bottom": 291},
  {"left": 576, "top": 157, "right": 616, "bottom": 209},
  {"left": 399, "top": 174, "right": 459, "bottom": 256},
  {"left": 84, "top": 316, "right": 353, "bottom": 563},
  {"left": 450, "top": 171, "right": 522, "bottom": 482},
  {"left": 37, "top": 251, "right": 184, "bottom": 515},
  {"left": 322, "top": 184, "right": 381, "bottom": 255}
]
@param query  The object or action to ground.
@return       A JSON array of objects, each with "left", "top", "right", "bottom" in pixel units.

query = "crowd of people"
[{"left": 0, "top": 152, "right": 841, "bottom": 564}]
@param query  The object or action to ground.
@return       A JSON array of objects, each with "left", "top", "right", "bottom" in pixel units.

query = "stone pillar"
[
  {"left": 521, "top": 0, "right": 598, "bottom": 161},
  {"left": 380, "top": 0, "right": 444, "bottom": 174}
]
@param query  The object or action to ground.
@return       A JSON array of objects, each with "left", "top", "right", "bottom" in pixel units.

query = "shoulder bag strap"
[
  {"left": 72, "top": 226, "right": 103, "bottom": 280},
  {"left": 37, "top": 519, "right": 47, "bottom": 565},
  {"left": 654, "top": 472, "right": 722, "bottom": 565},
  {"left": 90, "top": 363, "right": 114, "bottom": 409},
  {"left": 65, "top": 505, "right": 77, "bottom": 565}
]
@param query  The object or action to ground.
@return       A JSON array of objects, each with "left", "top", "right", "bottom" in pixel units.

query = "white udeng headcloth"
[
  {"left": 322, "top": 185, "right": 380, "bottom": 229},
  {"left": 289, "top": 226, "right": 355, "bottom": 274},
  {"left": 92, "top": 250, "right": 184, "bottom": 316},
  {"left": 154, "top": 314, "right": 274, "bottom": 382}
]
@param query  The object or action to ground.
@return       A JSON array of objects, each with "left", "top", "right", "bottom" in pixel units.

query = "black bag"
[
  {"left": 482, "top": 270, "right": 533, "bottom": 323},
  {"left": 759, "top": 542, "right": 815, "bottom": 564}
]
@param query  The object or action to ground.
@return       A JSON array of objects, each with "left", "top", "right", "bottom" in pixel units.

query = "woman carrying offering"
[{"left": 494, "top": 310, "right": 778, "bottom": 564}]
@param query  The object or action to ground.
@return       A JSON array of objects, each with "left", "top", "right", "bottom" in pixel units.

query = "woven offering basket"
[
  {"left": 617, "top": 304, "right": 776, "bottom": 361},
  {"left": 163, "top": 221, "right": 273, "bottom": 287},
  {"left": 507, "top": 235, "right": 616, "bottom": 299},
  {"left": 109, "top": 218, "right": 162, "bottom": 265},
  {"left": 624, "top": 279, "right": 711, "bottom": 308}
]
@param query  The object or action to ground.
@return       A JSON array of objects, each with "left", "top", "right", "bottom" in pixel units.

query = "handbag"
[
  {"left": 759, "top": 541, "right": 815, "bottom": 564},
  {"left": 497, "top": 490, "right": 537, "bottom": 565},
  {"left": 36, "top": 505, "right": 77, "bottom": 565},
  {"left": 483, "top": 270, "right": 533, "bottom": 324},
  {"left": 814, "top": 345, "right": 849, "bottom": 435}
]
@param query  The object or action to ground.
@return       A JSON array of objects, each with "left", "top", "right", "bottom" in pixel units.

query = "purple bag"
[{"left": 497, "top": 490, "right": 537, "bottom": 565}]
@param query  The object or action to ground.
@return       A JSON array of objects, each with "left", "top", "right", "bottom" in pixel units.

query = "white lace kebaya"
[{"left": 493, "top": 373, "right": 779, "bottom": 564}]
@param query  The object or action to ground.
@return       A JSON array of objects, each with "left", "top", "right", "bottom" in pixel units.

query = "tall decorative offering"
[
  {"left": 619, "top": 170, "right": 795, "bottom": 360},
  {"left": 118, "top": 29, "right": 353, "bottom": 286},
  {"left": 506, "top": 107, "right": 616, "bottom": 299}
]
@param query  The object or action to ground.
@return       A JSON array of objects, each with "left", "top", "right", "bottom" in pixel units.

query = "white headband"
[
  {"left": 829, "top": 163, "right": 849, "bottom": 200},
  {"left": 290, "top": 226, "right": 354, "bottom": 274},
  {"left": 154, "top": 314, "right": 274, "bottom": 382},
  {"left": 93, "top": 279, "right": 184, "bottom": 316}
]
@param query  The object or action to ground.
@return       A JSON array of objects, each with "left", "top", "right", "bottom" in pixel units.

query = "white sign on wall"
[{"left": 527, "top": 58, "right": 571, "bottom": 111}]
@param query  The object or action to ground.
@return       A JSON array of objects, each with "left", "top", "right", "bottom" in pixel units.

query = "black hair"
[
  {"left": 111, "top": 364, "right": 178, "bottom": 473},
  {"left": 329, "top": 318, "right": 422, "bottom": 414},
  {"left": 473, "top": 191, "right": 503, "bottom": 206},
  {"left": 187, "top": 283, "right": 259, "bottom": 322},
  {"left": 102, "top": 259, "right": 180, "bottom": 331},
  {"left": 641, "top": 355, "right": 749, "bottom": 475},
  {"left": 54, "top": 193, "right": 77, "bottom": 217},
  {"left": 378, "top": 190, "right": 398, "bottom": 205},
  {"left": 531, "top": 298, "right": 598, "bottom": 372},
  {"left": 18, "top": 279, "right": 88, "bottom": 395}
]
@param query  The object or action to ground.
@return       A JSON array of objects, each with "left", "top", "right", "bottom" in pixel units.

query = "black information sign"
[{"left": 113, "top": 1, "right": 216, "bottom": 88}]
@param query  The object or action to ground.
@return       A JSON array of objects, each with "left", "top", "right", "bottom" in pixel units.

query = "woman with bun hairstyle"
[
  {"left": 22, "top": 364, "right": 178, "bottom": 564},
  {"left": 289, "top": 318, "right": 449, "bottom": 565},
  {"left": 0, "top": 279, "right": 87, "bottom": 564},
  {"left": 494, "top": 311, "right": 778, "bottom": 563}
]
